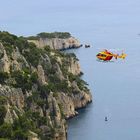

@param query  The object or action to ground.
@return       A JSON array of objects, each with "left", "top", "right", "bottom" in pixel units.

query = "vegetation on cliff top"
[{"left": 26, "top": 32, "right": 71, "bottom": 40}]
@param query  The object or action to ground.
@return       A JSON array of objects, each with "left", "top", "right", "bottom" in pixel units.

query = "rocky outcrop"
[
  {"left": 57, "top": 92, "right": 77, "bottom": 118},
  {"left": 0, "top": 84, "right": 24, "bottom": 124},
  {"left": 28, "top": 37, "right": 81, "bottom": 50},
  {"left": 53, "top": 63, "right": 65, "bottom": 80},
  {"left": 37, "top": 65, "right": 47, "bottom": 85},
  {"left": 0, "top": 43, "right": 10, "bottom": 73},
  {"left": 0, "top": 85, "right": 24, "bottom": 110},
  {"left": 11, "top": 47, "right": 29, "bottom": 71},
  {"left": 68, "top": 57, "right": 81, "bottom": 75}
]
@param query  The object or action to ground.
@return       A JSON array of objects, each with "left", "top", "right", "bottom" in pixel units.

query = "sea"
[
  {"left": 1, "top": 0, "right": 140, "bottom": 139},
  {"left": 66, "top": 1, "right": 140, "bottom": 140}
]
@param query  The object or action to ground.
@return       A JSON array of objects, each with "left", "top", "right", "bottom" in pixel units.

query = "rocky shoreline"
[{"left": 0, "top": 31, "right": 92, "bottom": 140}]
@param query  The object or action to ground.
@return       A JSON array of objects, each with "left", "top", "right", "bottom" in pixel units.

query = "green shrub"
[
  {"left": 30, "top": 72, "right": 38, "bottom": 83},
  {"left": 54, "top": 80, "right": 71, "bottom": 93},
  {"left": 0, "top": 123, "right": 12, "bottom": 138},
  {"left": 26, "top": 92, "right": 39, "bottom": 103},
  {"left": 23, "top": 43, "right": 42, "bottom": 67},
  {"left": 14, "top": 37, "right": 29, "bottom": 52},
  {"left": 26, "top": 36, "right": 38, "bottom": 40},
  {"left": 12, "top": 129, "right": 28, "bottom": 140},
  {"left": 11, "top": 71, "right": 32, "bottom": 91},
  {"left": 0, "top": 31, "right": 17, "bottom": 45},
  {"left": 12, "top": 115, "right": 34, "bottom": 139},
  {"left": 40, "top": 84, "right": 54, "bottom": 97},
  {"left": 36, "top": 99, "right": 46, "bottom": 108},
  {"left": 0, "top": 106, "right": 7, "bottom": 125},
  {"left": 37, "top": 32, "right": 71, "bottom": 39},
  {"left": 0, "top": 96, "right": 7, "bottom": 105},
  {"left": 0, "top": 72, "right": 9, "bottom": 84},
  {"left": 4, "top": 44, "right": 14, "bottom": 56},
  {"left": 44, "top": 45, "right": 51, "bottom": 52}
]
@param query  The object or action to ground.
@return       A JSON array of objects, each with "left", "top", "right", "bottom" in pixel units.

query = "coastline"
[{"left": 0, "top": 31, "right": 92, "bottom": 140}]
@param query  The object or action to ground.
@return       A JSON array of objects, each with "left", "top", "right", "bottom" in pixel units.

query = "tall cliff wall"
[{"left": 0, "top": 31, "right": 92, "bottom": 140}]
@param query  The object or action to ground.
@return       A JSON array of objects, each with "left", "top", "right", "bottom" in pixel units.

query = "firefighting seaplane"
[{"left": 96, "top": 49, "right": 127, "bottom": 61}]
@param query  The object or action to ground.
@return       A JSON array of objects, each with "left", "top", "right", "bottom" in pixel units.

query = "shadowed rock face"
[
  {"left": 28, "top": 37, "right": 81, "bottom": 50},
  {"left": 0, "top": 32, "right": 92, "bottom": 140}
]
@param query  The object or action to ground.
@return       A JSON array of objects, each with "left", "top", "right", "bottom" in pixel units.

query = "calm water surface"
[{"left": 67, "top": 1, "right": 140, "bottom": 140}]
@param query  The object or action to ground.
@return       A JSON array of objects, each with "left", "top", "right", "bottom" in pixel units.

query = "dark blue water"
[{"left": 1, "top": 0, "right": 140, "bottom": 139}]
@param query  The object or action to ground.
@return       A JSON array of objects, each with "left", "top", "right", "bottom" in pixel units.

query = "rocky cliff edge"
[{"left": 27, "top": 32, "right": 81, "bottom": 50}]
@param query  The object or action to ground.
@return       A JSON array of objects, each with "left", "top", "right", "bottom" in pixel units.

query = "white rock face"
[
  {"left": 0, "top": 43, "right": 10, "bottom": 73},
  {"left": 57, "top": 92, "right": 76, "bottom": 118},
  {"left": 0, "top": 84, "right": 24, "bottom": 123},
  {"left": 0, "top": 44, "right": 29, "bottom": 72},
  {"left": 0, "top": 84, "right": 24, "bottom": 109},
  {"left": 68, "top": 57, "right": 81, "bottom": 75},
  {"left": 37, "top": 65, "right": 47, "bottom": 85},
  {"left": 11, "top": 47, "right": 29, "bottom": 71},
  {"left": 28, "top": 37, "right": 81, "bottom": 50}
]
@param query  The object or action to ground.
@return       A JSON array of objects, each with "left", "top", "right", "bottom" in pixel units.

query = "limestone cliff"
[
  {"left": 27, "top": 32, "right": 81, "bottom": 50},
  {"left": 0, "top": 31, "right": 92, "bottom": 140}
]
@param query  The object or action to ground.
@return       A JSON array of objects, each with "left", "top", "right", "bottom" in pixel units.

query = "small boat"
[{"left": 105, "top": 116, "right": 108, "bottom": 121}]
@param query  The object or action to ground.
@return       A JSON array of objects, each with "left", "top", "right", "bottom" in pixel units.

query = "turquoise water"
[{"left": 1, "top": 0, "right": 140, "bottom": 139}]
